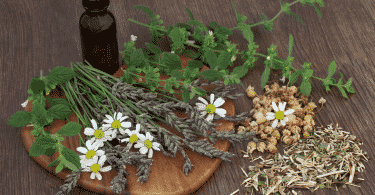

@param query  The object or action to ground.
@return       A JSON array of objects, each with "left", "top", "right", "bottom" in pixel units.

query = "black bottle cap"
[{"left": 82, "top": 0, "right": 110, "bottom": 12}]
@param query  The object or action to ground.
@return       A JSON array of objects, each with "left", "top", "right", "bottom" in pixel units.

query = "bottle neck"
[{"left": 85, "top": 5, "right": 109, "bottom": 13}]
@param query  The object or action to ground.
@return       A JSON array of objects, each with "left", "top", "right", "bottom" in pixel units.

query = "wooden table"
[{"left": 1, "top": 0, "right": 375, "bottom": 194}]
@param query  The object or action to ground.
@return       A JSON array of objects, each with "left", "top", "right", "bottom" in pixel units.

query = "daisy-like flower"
[
  {"left": 81, "top": 155, "right": 112, "bottom": 181},
  {"left": 280, "top": 76, "right": 286, "bottom": 83},
  {"left": 21, "top": 100, "right": 29, "bottom": 108},
  {"left": 171, "top": 51, "right": 175, "bottom": 54},
  {"left": 231, "top": 56, "right": 236, "bottom": 62},
  {"left": 120, "top": 123, "right": 143, "bottom": 147},
  {"left": 76, "top": 139, "right": 105, "bottom": 168},
  {"left": 267, "top": 56, "right": 271, "bottom": 60},
  {"left": 195, "top": 94, "right": 227, "bottom": 122},
  {"left": 102, "top": 112, "right": 132, "bottom": 138},
  {"left": 131, "top": 34, "right": 137, "bottom": 42},
  {"left": 208, "top": 30, "right": 213, "bottom": 36},
  {"left": 266, "top": 102, "right": 295, "bottom": 129},
  {"left": 84, "top": 119, "right": 116, "bottom": 148},
  {"left": 186, "top": 40, "right": 195, "bottom": 45},
  {"left": 134, "top": 132, "right": 161, "bottom": 159}
]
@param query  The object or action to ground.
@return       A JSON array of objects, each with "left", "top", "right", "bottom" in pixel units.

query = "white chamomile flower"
[
  {"left": 81, "top": 155, "right": 112, "bottom": 181},
  {"left": 280, "top": 76, "right": 286, "bottom": 83},
  {"left": 195, "top": 94, "right": 227, "bottom": 122},
  {"left": 208, "top": 30, "right": 213, "bottom": 36},
  {"left": 267, "top": 56, "right": 271, "bottom": 60},
  {"left": 120, "top": 123, "right": 143, "bottom": 147},
  {"left": 134, "top": 132, "right": 161, "bottom": 159},
  {"left": 76, "top": 139, "right": 105, "bottom": 168},
  {"left": 186, "top": 40, "right": 195, "bottom": 45},
  {"left": 21, "top": 100, "right": 29, "bottom": 108},
  {"left": 131, "top": 34, "right": 137, "bottom": 42},
  {"left": 187, "top": 32, "right": 191, "bottom": 36},
  {"left": 84, "top": 119, "right": 115, "bottom": 147},
  {"left": 266, "top": 102, "right": 295, "bottom": 129},
  {"left": 231, "top": 56, "right": 236, "bottom": 62},
  {"left": 171, "top": 51, "right": 175, "bottom": 54},
  {"left": 102, "top": 112, "right": 132, "bottom": 137}
]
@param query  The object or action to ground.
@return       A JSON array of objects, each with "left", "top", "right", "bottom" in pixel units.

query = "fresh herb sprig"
[{"left": 124, "top": 0, "right": 354, "bottom": 100}]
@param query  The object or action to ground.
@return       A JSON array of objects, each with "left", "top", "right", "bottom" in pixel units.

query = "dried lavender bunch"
[{"left": 55, "top": 170, "right": 81, "bottom": 195}]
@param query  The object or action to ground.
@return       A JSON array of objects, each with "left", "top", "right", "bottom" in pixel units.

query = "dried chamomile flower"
[
  {"left": 319, "top": 97, "right": 326, "bottom": 104},
  {"left": 253, "top": 97, "right": 261, "bottom": 105},
  {"left": 282, "top": 135, "right": 292, "bottom": 145},
  {"left": 264, "top": 126, "right": 274, "bottom": 135},
  {"left": 246, "top": 85, "right": 257, "bottom": 98},
  {"left": 303, "top": 124, "right": 314, "bottom": 133},
  {"left": 260, "top": 133, "right": 268, "bottom": 140},
  {"left": 247, "top": 141, "right": 257, "bottom": 154},
  {"left": 290, "top": 125, "right": 301, "bottom": 135},
  {"left": 257, "top": 142, "right": 267, "bottom": 153},
  {"left": 282, "top": 129, "right": 291, "bottom": 137},
  {"left": 302, "top": 130, "right": 310, "bottom": 138},
  {"left": 268, "top": 137, "right": 277, "bottom": 146},
  {"left": 271, "top": 130, "right": 281, "bottom": 140},
  {"left": 237, "top": 126, "right": 247, "bottom": 134},
  {"left": 267, "top": 143, "right": 278, "bottom": 153},
  {"left": 240, "top": 118, "right": 252, "bottom": 127}
]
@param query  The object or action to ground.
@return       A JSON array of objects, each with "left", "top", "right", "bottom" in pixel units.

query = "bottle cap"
[{"left": 82, "top": 0, "right": 110, "bottom": 12}]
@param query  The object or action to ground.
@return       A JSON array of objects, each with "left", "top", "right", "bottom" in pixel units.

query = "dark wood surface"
[{"left": 1, "top": 0, "right": 375, "bottom": 194}]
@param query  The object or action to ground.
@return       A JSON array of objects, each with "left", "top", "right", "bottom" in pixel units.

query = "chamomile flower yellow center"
[
  {"left": 86, "top": 150, "right": 96, "bottom": 159},
  {"left": 275, "top": 111, "right": 284, "bottom": 120},
  {"left": 112, "top": 120, "right": 121, "bottom": 129},
  {"left": 94, "top": 130, "right": 104, "bottom": 139},
  {"left": 129, "top": 134, "right": 138, "bottom": 143},
  {"left": 144, "top": 140, "right": 153, "bottom": 149},
  {"left": 206, "top": 104, "right": 216, "bottom": 114},
  {"left": 90, "top": 164, "right": 101, "bottom": 173}
]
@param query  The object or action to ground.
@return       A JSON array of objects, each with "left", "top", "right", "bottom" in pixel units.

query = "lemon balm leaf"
[
  {"left": 7, "top": 111, "right": 33, "bottom": 128},
  {"left": 185, "top": 7, "right": 195, "bottom": 20},
  {"left": 299, "top": 79, "right": 312, "bottom": 97},
  {"left": 62, "top": 147, "right": 81, "bottom": 170},
  {"left": 64, "top": 160, "right": 79, "bottom": 172},
  {"left": 48, "top": 104, "right": 72, "bottom": 120},
  {"left": 337, "top": 86, "right": 348, "bottom": 99},
  {"left": 47, "top": 66, "right": 77, "bottom": 85},
  {"left": 313, "top": 4, "right": 323, "bottom": 19},
  {"left": 134, "top": 5, "right": 154, "bottom": 19},
  {"left": 260, "top": 65, "right": 271, "bottom": 90},
  {"left": 29, "top": 142, "right": 45, "bottom": 156},
  {"left": 182, "top": 87, "right": 189, "bottom": 103},
  {"left": 30, "top": 77, "right": 45, "bottom": 95},
  {"left": 327, "top": 60, "right": 337, "bottom": 78},
  {"left": 57, "top": 121, "right": 82, "bottom": 137},
  {"left": 47, "top": 157, "right": 61, "bottom": 168},
  {"left": 55, "top": 162, "right": 64, "bottom": 174},
  {"left": 288, "top": 34, "right": 293, "bottom": 57},
  {"left": 36, "top": 136, "right": 58, "bottom": 149}
]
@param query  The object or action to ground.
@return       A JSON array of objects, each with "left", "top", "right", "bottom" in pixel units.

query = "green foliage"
[{"left": 57, "top": 121, "right": 82, "bottom": 137}]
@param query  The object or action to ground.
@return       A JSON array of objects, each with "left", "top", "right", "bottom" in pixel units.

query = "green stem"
[{"left": 128, "top": 19, "right": 167, "bottom": 33}]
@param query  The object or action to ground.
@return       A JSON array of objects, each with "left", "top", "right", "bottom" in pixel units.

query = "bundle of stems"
[{"left": 58, "top": 61, "right": 258, "bottom": 179}]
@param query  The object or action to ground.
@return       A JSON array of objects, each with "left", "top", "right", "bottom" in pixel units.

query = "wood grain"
[{"left": 2, "top": 0, "right": 375, "bottom": 194}]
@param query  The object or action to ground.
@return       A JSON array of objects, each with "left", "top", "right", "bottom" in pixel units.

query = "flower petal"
[
  {"left": 152, "top": 143, "right": 161, "bottom": 151},
  {"left": 200, "top": 111, "right": 207, "bottom": 118},
  {"left": 91, "top": 119, "right": 98, "bottom": 130},
  {"left": 96, "top": 172, "right": 102, "bottom": 180},
  {"left": 148, "top": 149, "right": 153, "bottom": 158},
  {"left": 280, "top": 119, "right": 286, "bottom": 126},
  {"left": 76, "top": 147, "right": 88, "bottom": 154},
  {"left": 195, "top": 103, "right": 207, "bottom": 111},
  {"left": 145, "top": 132, "right": 153, "bottom": 141},
  {"left": 96, "top": 150, "right": 105, "bottom": 156},
  {"left": 100, "top": 166, "right": 112, "bottom": 172},
  {"left": 121, "top": 121, "right": 132, "bottom": 128},
  {"left": 279, "top": 102, "right": 286, "bottom": 112},
  {"left": 215, "top": 108, "right": 226, "bottom": 117},
  {"left": 197, "top": 97, "right": 208, "bottom": 105},
  {"left": 206, "top": 114, "right": 214, "bottom": 122},
  {"left": 103, "top": 119, "right": 112, "bottom": 124},
  {"left": 90, "top": 172, "right": 96, "bottom": 180},
  {"left": 284, "top": 109, "right": 295, "bottom": 115},
  {"left": 213, "top": 97, "right": 225, "bottom": 108},
  {"left": 138, "top": 133, "right": 146, "bottom": 141},
  {"left": 272, "top": 119, "right": 278, "bottom": 129},
  {"left": 101, "top": 124, "right": 111, "bottom": 128},
  {"left": 210, "top": 94, "right": 215, "bottom": 105},
  {"left": 98, "top": 155, "right": 107, "bottom": 167},
  {"left": 134, "top": 142, "right": 143, "bottom": 148},
  {"left": 84, "top": 128, "right": 95, "bottom": 136},
  {"left": 119, "top": 116, "right": 128, "bottom": 122},
  {"left": 272, "top": 102, "right": 279, "bottom": 112},
  {"left": 139, "top": 147, "right": 148, "bottom": 154},
  {"left": 105, "top": 114, "right": 114, "bottom": 122},
  {"left": 120, "top": 138, "right": 129, "bottom": 143},
  {"left": 117, "top": 112, "right": 123, "bottom": 121},
  {"left": 82, "top": 167, "right": 91, "bottom": 172},
  {"left": 266, "top": 112, "right": 275, "bottom": 120}
]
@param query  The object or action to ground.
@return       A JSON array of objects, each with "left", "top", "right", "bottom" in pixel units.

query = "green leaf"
[
  {"left": 29, "top": 142, "right": 45, "bottom": 156},
  {"left": 337, "top": 86, "right": 348, "bottom": 99},
  {"left": 62, "top": 147, "right": 81, "bottom": 171},
  {"left": 44, "top": 146, "right": 56, "bottom": 156},
  {"left": 7, "top": 111, "right": 33, "bottom": 127},
  {"left": 30, "top": 77, "right": 45, "bottom": 95},
  {"left": 182, "top": 87, "right": 190, "bottom": 103},
  {"left": 186, "top": 20, "right": 207, "bottom": 32},
  {"left": 237, "top": 23, "right": 254, "bottom": 43},
  {"left": 337, "top": 72, "right": 344, "bottom": 85},
  {"left": 48, "top": 104, "right": 72, "bottom": 120},
  {"left": 232, "top": 65, "right": 249, "bottom": 79},
  {"left": 57, "top": 121, "right": 82, "bottom": 137},
  {"left": 289, "top": 69, "right": 304, "bottom": 86},
  {"left": 192, "top": 87, "right": 207, "bottom": 97},
  {"left": 130, "top": 49, "right": 146, "bottom": 68},
  {"left": 175, "top": 23, "right": 192, "bottom": 30},
  {"left": 199, "top": 69, "right": 222, "bottom": 82},
  {"left": 286, "top": 11, "right": 305, "bottom": 25},
  {"left": 134, "top": 5, "right": 154, "bottom": 19},
  {"left": 346, "top": 85, "right": 355, "bottom": 94},
  {"left": 47, "top": 157, "right": 61, "bottom": 168},
  {"left": 187, "top": 60, "right": 203, "bottom": 70},
  {"left": 316, "top": 0, "right": 325, "bottom": 7},
  {"left": 259, "top": 13, "right": 274, "bottom": 32},
  {"left": 260, "top": 66, "right": 271, "bottom": 90},
  {"left": 299, "top": 80, "right": 312, "bottom": 97},
  {"left": 35, "top": 136, "right": 58, "bottom": 149},
  {"left": 55, "top": 161, "right": 64, "bottom": 174},
  {"left": 313, "top": 4, "right": 322, "bottom": 19},
  {"left": 159, "top": 52, "right": 182, "bottom": 75},
  {"left": 47, "top": 66, "right": 77, "bottom": 85},
  {"left": 303, "top": 69, "right": 314, "bottom": 78},
  {"left": 231, "top": 1, "right": 239, "bottom": 19},
  {"left": 327, "top": 60, "right": 336, "bottom": 78},
  {"left": 204, "top": 50, "right": 218, "bottom": 69},
  {"left": 64, "top": 160, "right": 79, "bottom": 172},
  {"left": 216, "top": 52, "right": 232, "bottom": 70},
  {"left": 185, "top": 7, "right": 195, "bottom": 20},
  {"left": 171, "top": 70, "right": 184, "bottom": 81},
  {"left": 189, "top": 89, "right": 196, "bottom": 100},
  {"left": 288, "top": 34, "right": 294, "bottom": 57},
  {"left": 145, "top": 43, "right": 161, "bottom": 56}
]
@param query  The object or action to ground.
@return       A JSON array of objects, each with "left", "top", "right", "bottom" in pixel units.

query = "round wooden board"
[{"left": 21, "top": 55, "right": 236, "bottom": 195}]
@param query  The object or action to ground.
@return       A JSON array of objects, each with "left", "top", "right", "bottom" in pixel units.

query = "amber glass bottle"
[{"left": 79, "top": 0, "right": 119, "bottom": 75}]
